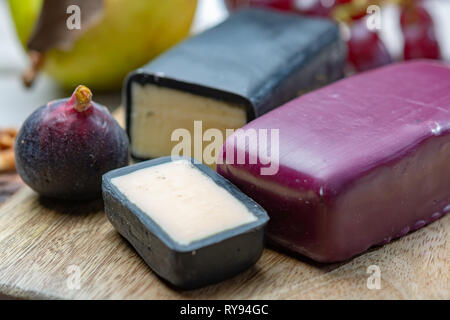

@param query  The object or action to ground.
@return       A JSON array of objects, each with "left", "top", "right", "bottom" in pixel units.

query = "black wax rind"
[
  {"left": 102, "top": 157, "right": 269, "bottom": 289},
  {"left": 125, "top": 8, "right": 346, "bottom": 160}
]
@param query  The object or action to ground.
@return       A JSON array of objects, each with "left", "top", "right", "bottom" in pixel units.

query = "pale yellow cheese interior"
[
  {"left": 111, "top": 159, "right": 257, "bottom": 245},
  {"left": 130, "top": 83, "right": 247, "bottom": 165}
]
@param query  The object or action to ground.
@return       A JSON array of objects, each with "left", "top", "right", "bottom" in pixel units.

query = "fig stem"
[
  {"left": 23, "top": 51, "right": 45, "bottom": 88},
  {"left": 70, "top": 85, "right": 93, "bottom": 112}
]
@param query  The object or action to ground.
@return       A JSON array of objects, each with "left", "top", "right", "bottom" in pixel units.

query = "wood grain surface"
[{"left": 0, "top": 108, "right": 447, "bottom": 300}]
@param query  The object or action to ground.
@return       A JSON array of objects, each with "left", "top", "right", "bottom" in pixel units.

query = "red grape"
[
  {"left": 225, "top": 0, "right": 293, "bottom": 12},
  {"left": 400, "top": 3, "right": 441, "bottom": 60},
  {"left": 348, "top": 18, "right": 392, "bottom": 72},
  {"left": 292, "top": 0, "right": 337, "bottom": 17},
  {"left": 225, "top": 0, "right": 351, "bottom": 18}
]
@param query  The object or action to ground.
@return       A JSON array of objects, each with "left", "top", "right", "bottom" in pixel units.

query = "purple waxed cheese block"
[{"left": 217, "top": 60, "right": 450, "bottom": 263}]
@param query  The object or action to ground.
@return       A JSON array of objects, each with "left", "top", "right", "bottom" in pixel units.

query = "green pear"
[{"left": 8, "top": 0, "right": 198, "bottom": 91}]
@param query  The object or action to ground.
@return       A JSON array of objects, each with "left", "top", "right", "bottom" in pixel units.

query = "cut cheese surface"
[
  {"left": 111, "top": 159, "right": 257, "bottom": 245},
  {"left": 130, "top": 83, "right": 247, "bottom": 163}
]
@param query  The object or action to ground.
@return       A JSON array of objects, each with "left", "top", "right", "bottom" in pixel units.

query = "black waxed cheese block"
[
  {"left": 102, "top": 157, "right": 269, "bottom": 289},
  {"left": 125, "top": 8, "right": 346, "bottom": 161}
]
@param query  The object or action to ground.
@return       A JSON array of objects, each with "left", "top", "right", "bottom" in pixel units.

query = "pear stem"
[
  {"left": 70, "top": 85, "right": 93, "bottom": 112},
  {"left": 23, "top": 51, "right": 45, "bottom": 88}
]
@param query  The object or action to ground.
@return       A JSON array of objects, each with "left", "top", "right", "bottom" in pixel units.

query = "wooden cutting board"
[{"left": 0, "top": 108, "right": 448, "bottom": 300}]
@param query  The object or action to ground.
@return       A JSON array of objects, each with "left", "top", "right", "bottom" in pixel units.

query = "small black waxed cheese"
[{"left": 102, "top": 157, "right": 269, "bottom": 289}]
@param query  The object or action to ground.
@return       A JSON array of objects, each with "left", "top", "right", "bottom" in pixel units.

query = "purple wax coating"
[{"left": 217, "top": 60, "right": 450, "bottom": 262}]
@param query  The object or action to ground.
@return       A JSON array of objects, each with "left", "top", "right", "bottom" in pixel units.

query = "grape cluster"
[{"left": 224, "top": 0, "right": 442, "bottom": 72}]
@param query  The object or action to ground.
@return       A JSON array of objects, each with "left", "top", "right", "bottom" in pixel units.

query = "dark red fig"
[{"left": 15, "top": 85, "right": 129, "bottom": 200}]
